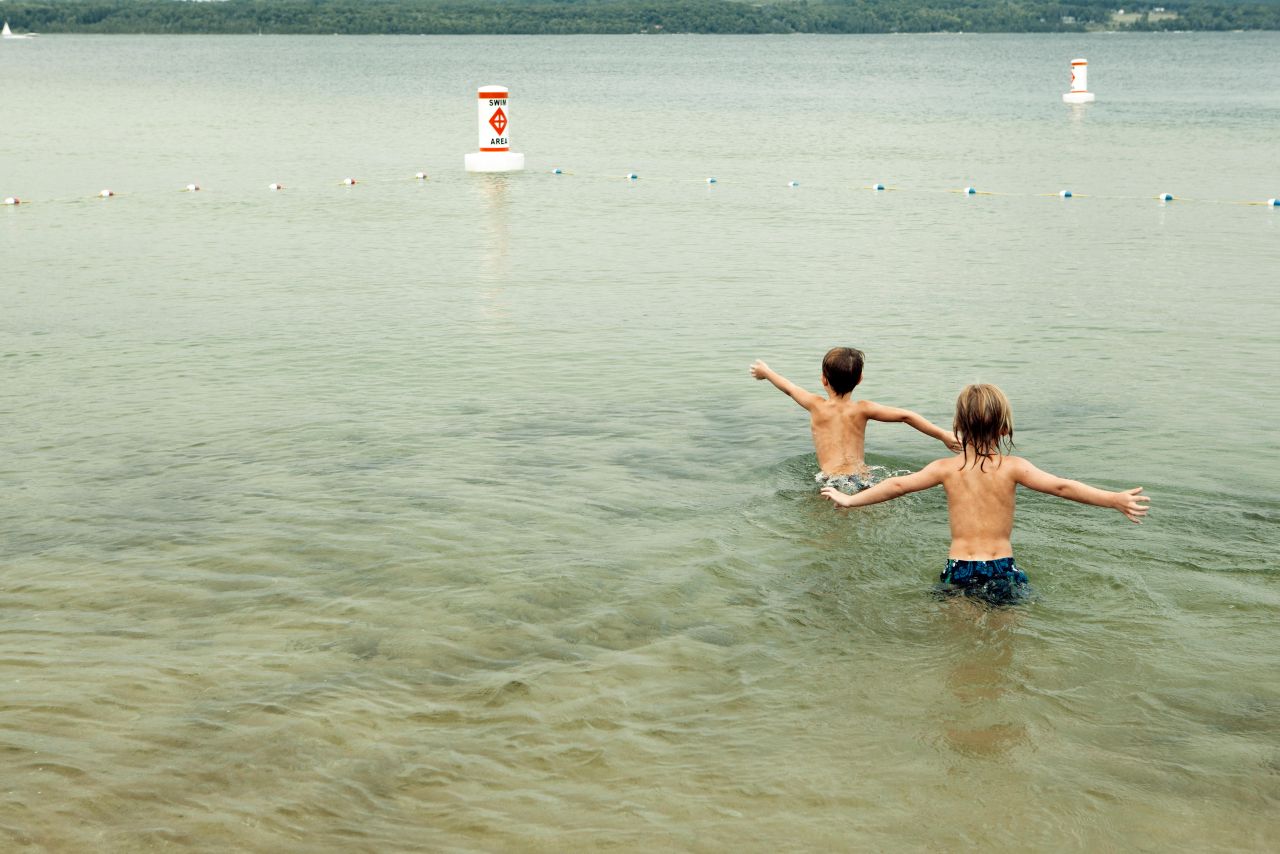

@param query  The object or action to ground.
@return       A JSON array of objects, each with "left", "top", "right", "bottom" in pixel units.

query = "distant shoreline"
[{"left": 4, "top": 0, "right": 1279, "bottom": 37}]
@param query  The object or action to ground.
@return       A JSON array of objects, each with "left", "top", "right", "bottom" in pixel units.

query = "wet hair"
[
  {"left": 953, "top": 383, "right": 1014, "bottom": 470},
  {"left": 822, "top": 347, "right": 865, "bottom": 396}
]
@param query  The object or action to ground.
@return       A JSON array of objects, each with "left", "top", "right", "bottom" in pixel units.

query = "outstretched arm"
[
  {"left": 1013, "top": 458, "right": 1150, "bottom": 523},
  {"left": 820, "top": 459, "right": 947, "bottom": 508},
  {"left": 749, "top": 360, "right": 823, "bottom": 410},
  {"left": 862, "top": 401, "right": 961, "bottom": 452}
]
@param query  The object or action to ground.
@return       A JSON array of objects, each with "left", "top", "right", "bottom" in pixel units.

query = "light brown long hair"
[{"left": 953, "top": 383, "right": 1014, "bottom": 470}]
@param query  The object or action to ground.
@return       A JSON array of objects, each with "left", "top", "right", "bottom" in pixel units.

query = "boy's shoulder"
[
  {"left": 853, "top": 398, "right": 896, "bottom": 413},
  {"left": 925, "top": 453, "right": 1025, "bottom": 478}
]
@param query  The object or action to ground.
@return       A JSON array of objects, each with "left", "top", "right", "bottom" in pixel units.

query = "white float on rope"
[
  {"left": 626, "top": 173, "right": 638, "bottom": 180},
  {"left": 1063, "top": 58, "right": 1096, "bottom": 104},
  {"left": 551, "top": 167, "right": 563, "bottom": 174},
  {"left": 788, "top": 180, "right": 799, "bottom": 188},
  {"left": 1059, "top": 190, "right": 1073, "bottom": 198},
  {"left": 1159, "top": 192, "right": 1175, "bottom": 201},
  {"left": 963, "top": 186, "right": 977, "bottom": 195},
  {"left": 465, "top": 85, "right": 525, "bottom": 173},
  {"left": 3, "top": 197, "right": 19, "bottom": 206},
  {"left": 268, "top": 183, "right": 284, "bottom": 191},
  {"left": 342, "top": 177, "right": 358, "bottom": 186},
  {"left": 873, "top": 183, "right": 886, "bottom": 191},
  {"left": 415, "top": 172, "right": 427, "bottom": 180},
  {"left": 1268, "top": 198, "right": 1279, "bottom": 207},
  {"left": 185, "top": 183, "right": 200, "bottom": 192},
  {"left": 99, "top": 189, "right": 114, "bottom": 198}
]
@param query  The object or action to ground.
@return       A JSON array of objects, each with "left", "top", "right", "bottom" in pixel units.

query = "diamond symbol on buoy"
[{"left": 489, "top": 108, "right": 507, "bottom": 135}]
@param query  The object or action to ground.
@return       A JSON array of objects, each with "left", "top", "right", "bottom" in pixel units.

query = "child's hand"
[
  {"left": 749, "top": 359, "right": 771, "bottom": 380},
  {"left": 820, "top": 486, "right": 855, "bottom": 507},
  {"left": 1114, "top": 487, "right": 1150, "bottom": 523},
  {"left": 943, "top": 432, "right": 962, "bottom": 453}
]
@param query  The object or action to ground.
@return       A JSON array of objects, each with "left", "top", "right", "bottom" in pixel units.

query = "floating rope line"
[{"left": 2, "top": 170, "right": 1276, "bottom": 210}]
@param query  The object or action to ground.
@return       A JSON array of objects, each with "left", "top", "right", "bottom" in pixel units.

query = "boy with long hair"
[
  {"left": 820, "top": 383, "right": 1150, "bottom": 603},
  {"left": 750, "top": 348, "right": 960, "bottom": 493}
]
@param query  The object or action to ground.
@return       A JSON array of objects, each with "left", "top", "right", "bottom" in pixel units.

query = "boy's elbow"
[{"left": 1053, "top": 479, "right": 1084, "bottom": 499}]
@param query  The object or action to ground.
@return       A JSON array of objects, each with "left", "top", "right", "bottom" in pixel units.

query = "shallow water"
[{"left": 2, "top": 33, "right": 1279, "bottom": 851}]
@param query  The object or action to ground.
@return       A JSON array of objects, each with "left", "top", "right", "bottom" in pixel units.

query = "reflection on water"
[
  {"left": 475, "top": 173, "right": 512, "bottom": 280},
  {"left": 1066, "top": 102, "right": 1090, "bottom": 125},
  {"left": 936, "top": 603, "right": 1030, "bottom": 759}
]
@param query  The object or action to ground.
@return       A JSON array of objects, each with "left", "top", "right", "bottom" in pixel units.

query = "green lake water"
[{"left": 2, "top": 32, "right": 1278, "bottom": 851}]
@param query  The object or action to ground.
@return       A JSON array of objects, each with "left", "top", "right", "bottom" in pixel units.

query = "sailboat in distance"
[{"left": 3, "top": 21, "right": 37, "bottom": 39}]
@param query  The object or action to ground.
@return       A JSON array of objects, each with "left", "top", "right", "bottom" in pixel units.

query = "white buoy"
[
  {"left": 1063, "top": 58, "right": 1095, "bottom": 104},
  {"left": 3, "top": 197, "right": 19, "bottom": 206},
  {"left": 551, "top": 167, "right": 563, "bottom": 174},
  {"left": 788, "top": 180, "right": 799, "bottom": 188},
  {"left": 185, "top": 183, "right": 200, "bottom": 192},
  {"left": 464, "top": 86, "right": 525, "bottom": 173},
  {"left": 873, "top": 183, "right": 886, "bottom": 191},
  {"left": 1059, "top": 190, "right": 1073, "bottom": 198},
  {"left": 415, "top": 172, "right": 427, "bottom": 180},
  {"left": 1159, "top": 192, "right": 1174, "bottom": 202},
  {"left": 342, "top": 177, "right": 358, "bottom": 186},
  {"left": 626, "top": 173, "right": 638, "bottom": 180},
  {"left": 1268, "top": 198, "right": 1278, "bottom": 207},
  {"left": 706, "top": 177, "right": 717, "bottom": 184},
  {"left": 99, "top": 189, "right": 114, "bottom": 198},
  {"left": 963, "top": 186, "right": 977, "bottom": 195},
  {"left": 268, "top": 183, "right": 284, "bottom": 191}
]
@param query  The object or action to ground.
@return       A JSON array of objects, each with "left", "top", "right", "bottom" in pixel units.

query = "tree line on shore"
[{"left": 4, "top": 0, "right": 1279, "bottom": 35}]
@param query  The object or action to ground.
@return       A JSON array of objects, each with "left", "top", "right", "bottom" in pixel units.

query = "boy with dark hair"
[
  {"left": 820, "top": 383, "right": 1150, "bottom": 603},
  {"left": 750, "top": 348, "right": 959, "bottom": 493}
]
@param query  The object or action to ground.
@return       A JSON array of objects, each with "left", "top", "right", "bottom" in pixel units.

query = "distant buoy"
[
  {"left": 873, "top": 183, "right": 886, "bottom": 191},
  {"left": 1159, "top": 193, "right": 1174, "bottom": 202},
  {"left": 185, "top": 183, "right": 200, "bottom": 192},
  {"left": 1063, "top": 58, "right": 1096, "bottom": 104},
  {"left": 2, "top": 197, "right": 19, "bottom": 206},
  {"left": 268, "top": 183, "right": 284, "bottom": 191},
  {"left": 1268, "top": 198, "right": 1279, "bottom": 207},
  {"left": 99, "top": 189, "right": 114, "bottom": 198},
  {"left": 342, "top": 177, "right": 357, "bottom": 186},
  {"left": 788, "top": 180, "right": 799, "bottom": 188},
  {"left": 706, "top": 177, "right": 717, "bottom": 184},
  {"left": 464, "top": 85, "right": 525, "bottom": 173},
  {"left": 626, "top": 173, "right": 638, "bottom": 180},
  {"left": 551, "top": 167, "right": 563, "bottom": 174},
  {"left": 1059, "top": 190, "right": 1073, "bottom": 198},
  {"left": 414, "top": 172, "right": 427, "bottom": 180},
  {"left": 963, "top": 186, "right": 977, "bottom": 195}
]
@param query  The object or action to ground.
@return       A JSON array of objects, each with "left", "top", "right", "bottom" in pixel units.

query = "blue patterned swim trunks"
[
  {"left": 939, "top": 556, "right": 1030, "bottom": 605},
  {"left": 815, "top": 471, "right": 874, "bottom": 495}
]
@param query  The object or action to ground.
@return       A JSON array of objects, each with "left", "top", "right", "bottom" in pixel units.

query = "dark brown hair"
[
  {"left": 822, "top": 347, "right": 865, "bottom": 396},
  {"left": 953, "top": 383, "right": 1014, "bottom": 470}
]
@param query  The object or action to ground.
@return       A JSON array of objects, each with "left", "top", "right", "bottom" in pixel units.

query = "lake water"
[{"left": 2, "top": 32, "right": 1278, "bottom": 851}]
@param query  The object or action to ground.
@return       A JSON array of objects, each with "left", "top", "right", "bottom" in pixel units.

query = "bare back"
[
  {"left": 809, "top": 397, "right": 871, "bottom": 475},
  {"left": 937, "top": 453, "right": 1020, "bottom": 560}
]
